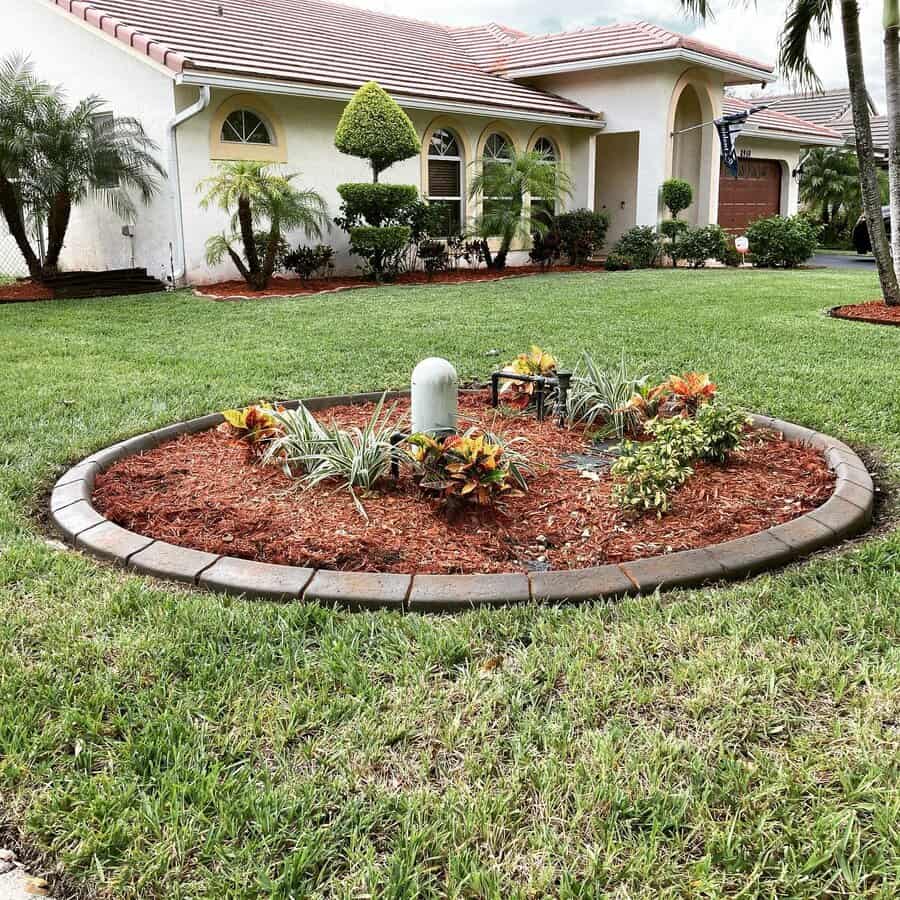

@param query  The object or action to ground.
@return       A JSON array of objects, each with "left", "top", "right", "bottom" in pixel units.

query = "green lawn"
[{"left": 3, "top": 269, "right": 900, "bottom": 899}]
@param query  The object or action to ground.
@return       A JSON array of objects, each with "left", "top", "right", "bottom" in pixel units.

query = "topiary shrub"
[
  {"left": 613, "top": 226, "right": 661, "bottom": 269},
  {"left": 661, "top": 178, "right": 693, "bottom": 219},
  {"left": 677, "top": 224, "right": 729, "bottom": 268},
  {"left": 746, "top": 215, "right": 820, "bottom": 268},
  {"left": 334, "top": 82, "right": 422, "bottom": 280},
  {"left": 335, "top": 183, "right": 419, "bottom": 227},
  {"left": 554, "top": 209, "right": 610, "bottom": 265},
  {"left": 659, "top": 218, "right": 689, "bottom": 267},
  {"left": 349, "top": 225, "right": 411, "bottom": 281},
  {"left": 334, "top": 81, "right": 420, "bottom": 182}
]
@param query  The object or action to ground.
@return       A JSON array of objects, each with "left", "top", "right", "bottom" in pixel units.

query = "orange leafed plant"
[
  {"left": 220, "top": 402, "right": 284, "bottom": 453},
  {"left": 406, "top": 428, "right": 529, "bottom": 505}
]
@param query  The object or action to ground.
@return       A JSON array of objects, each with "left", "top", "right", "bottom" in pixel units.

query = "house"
[
  {"left": 2, "top": 0, "right": 845, "bottom": 283},
  {"left": 763, "top": 87, "right": 889, "bottom": 163}
]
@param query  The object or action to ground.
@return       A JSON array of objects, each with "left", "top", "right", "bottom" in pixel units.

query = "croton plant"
[
  {"left": 406, "top": 428, "right": 529, "bottom": 505},
  {"left": 220, "top": 403, "right": 285, "bottom": 454},
  {"left": 499, "top": 345, "right": 559, "bottom": 408}
]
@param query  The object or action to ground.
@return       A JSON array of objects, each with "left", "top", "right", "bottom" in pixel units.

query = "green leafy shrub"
[
  {"left": 659, "top": 219, "right": 689, "bottom": 267},
  {"left": 253, "top": 231, "right": 291, "bottom": 273},
  {"left": 612, "top": 399, "right": 747, "bottom": 514},
  {"left": 661, "top": 178, "right": 693, "bottom": 219},
  {"left": 612, "top": 226, "right": 661, "bottom": 268},
  {"left": 334, "top": 81, "right": 419, "bottom": 180},
  {"left": 348, "top": 225, "right": 411, "bottom": 281},
  {"left": 417, "top": 239, "right": 448, "bottom": 279},
  {"left": 335, "top": 183, "right": 419, "bottom": 227},
  {"left": 692, "top": 401, "right": 749, "bottom": 462},
  {"left": 611, "top": 440, "right": 693, "bottom": 515},
  {"left": 721, "top": 237, "right": 743, "bottom": 267},
  {"left": 677, "top": 224, "right": 729, "bottom": 268},
  {"left": 283, "top": 244, "right": 335, "bottom": 280},
  {"left": 554, "top": 209, "right": 610, "bottom": 265},
  {"left": 746, "top": 215, "right": 820, "bottom": 268},
  {"left": 603, "top": 251, "right": 633, "bottom": 271}
]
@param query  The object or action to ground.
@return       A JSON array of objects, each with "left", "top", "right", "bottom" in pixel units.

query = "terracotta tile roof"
[
  {"left": 723, "top": 96, "right": 846, "bottom": 144},
  {"left": 53, "top": 0, "right": 778, "bottom": 121},
  {"left": 51, "top": 0, "right": 598, "bottom": 121},
  {"left": 763, "top": 89, "right": 857, "bottom": 125},
  {"left": 480, "top": 21, "right": 774, "bottom": 75}
]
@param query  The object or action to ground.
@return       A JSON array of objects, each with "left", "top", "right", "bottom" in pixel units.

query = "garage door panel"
[{"left": 718, "top": 159, "right": 782, "bottom": 232}]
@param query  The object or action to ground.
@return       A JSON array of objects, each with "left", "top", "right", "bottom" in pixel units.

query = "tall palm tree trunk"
[
  {"left": 237, "top": 194, "right": 260, "bottom": 280},
  {"left": 42, "top": 191, "right": 71, "bottom": 275},
  {"left": 842, "top": 0, "right": 900, "bottom": 304},
  {"left": 885, "top": 0, "right": 900, "bottom": 277},
  {"left": 0, "top": 174, "right": 41, "bottom": 279}
]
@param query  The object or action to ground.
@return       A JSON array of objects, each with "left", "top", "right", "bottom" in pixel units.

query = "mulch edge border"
[
  {"left": 191, "top": 267, "right": 603, "bottom": 301},
  {"left": 828, "top": 303, "right": 900, "bottom": 327},
  {"left": 49, "top": 394, "right": 874, "bottom": 612}
]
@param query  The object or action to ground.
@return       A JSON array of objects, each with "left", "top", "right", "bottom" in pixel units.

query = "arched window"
[
  {"left": 427, "top": 128, "right": 463, "bottom": 236},
  {"left": 221, "top": 110, "right": 272, "bottom": 145},
  {"left": 532, "top": 136, "right": 559, "bottom": 225},
  {"left": 482, "top": 133, "right": 513, "bottom": 224}
]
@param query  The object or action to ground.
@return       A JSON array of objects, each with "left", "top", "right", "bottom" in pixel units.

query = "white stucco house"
[{"left": 1, "top": 0, "right": 845, "bottom": 283}]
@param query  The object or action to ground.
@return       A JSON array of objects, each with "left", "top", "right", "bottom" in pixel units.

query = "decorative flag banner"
[{"left": 715, "top": 106, "right": 768, "bottom": 177}]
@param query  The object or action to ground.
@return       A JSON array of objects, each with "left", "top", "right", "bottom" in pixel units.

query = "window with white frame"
[
  {"left": 221, "top": 109, "right": 273, "bottom": 145},
  {"left": 427, "top": 129, "right": 463, "bottom": 236},
  {"left": 482, "top": 132, "right": 513, "bottom": 224},
  {"left": 531, "top": 136, "right": 559, "bottom": 226}
]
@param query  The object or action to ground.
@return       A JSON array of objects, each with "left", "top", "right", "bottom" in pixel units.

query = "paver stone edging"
[{"left": 50, "top": 394, "right": 875, "bottom": 611}]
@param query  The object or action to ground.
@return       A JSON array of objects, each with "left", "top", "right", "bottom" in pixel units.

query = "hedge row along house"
[{"left": 3, "top": 0, "right": 846, "bottom": 283}]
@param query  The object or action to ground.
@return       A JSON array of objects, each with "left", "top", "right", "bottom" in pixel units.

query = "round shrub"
[
  {"left": 604, "top": 251, "right": 633, "bottom": 271},
  {"left": 349, "top": 225, "right": 411, "bottom": 281},
  {"left": 335, "top": 81, "right": 420, "bottom": 180},
  {"left": 613, "top": 226, "right": 661, "bottom": 269},
  {"left": 662, "top": 178, "right": 693, "bottom": 218},
  {"left": 336, "top": 183, "right": 419, "bottom": 227},
  {"left": 746, "top": 215, "right": 820, "bottom": 268},
  {"left": 677, "top": 224, "right": 728, "bottom": 268},
  {"left": 554, "top": 208, "right": 610, "bottom": 265}
]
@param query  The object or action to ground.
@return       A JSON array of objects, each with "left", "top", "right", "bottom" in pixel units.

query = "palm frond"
[{"left": 779, "top": 0, "right": 832, "bottom": 90}]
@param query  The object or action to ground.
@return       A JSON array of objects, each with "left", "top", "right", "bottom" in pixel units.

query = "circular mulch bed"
[
  {"left": 195, "top": 265, "right": 602, "bottom": 300},
  {"left": 91, "top": 392, "right": 835, "bottom": 575},
  {"left": 830, "top": 300, "right": 900, "bottom": 326}
]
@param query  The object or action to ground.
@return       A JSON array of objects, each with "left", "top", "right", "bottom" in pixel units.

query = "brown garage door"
[{"left": 717, "top": 159, "right": 782, "bottom": 233}]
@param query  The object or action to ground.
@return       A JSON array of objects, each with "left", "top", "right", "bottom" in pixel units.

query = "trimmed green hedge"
[
  {"left": 337, "top": 183, "right": 418, "bottom": 227},
  {"left": 335, "top": 81, "right": 420, "bottom": 179}
]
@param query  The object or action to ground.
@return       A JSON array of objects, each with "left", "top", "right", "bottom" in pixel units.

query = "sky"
[{"left": 350, "top": 0, "right": 887, "bottom": 111}]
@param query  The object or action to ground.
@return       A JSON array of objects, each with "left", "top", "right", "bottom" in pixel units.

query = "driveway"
[{"left": 813, "top": 252, "right": 876, "bottom": 269}]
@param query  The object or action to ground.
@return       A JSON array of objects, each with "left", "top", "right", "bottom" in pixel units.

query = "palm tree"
[
  {"left": 681, "top": 0, "right": 900, "bottom": 305},
  {"left": 0, "top": 54, "right": 56, "bottom": 280},
  {"left": 885, "top": 0, "right": 900, "bottom": 274},
  {"left": 199, "top": 161, "right": 329, "bottom": 289},
  {"left": 468, "top": 148, "right": 573, "bottom": 270},
  {"left": 799, "top": 147, "right": 860, "bottom": 228},
  {"left": 25, "top": 94, "right": 166, "bottom": 276}
]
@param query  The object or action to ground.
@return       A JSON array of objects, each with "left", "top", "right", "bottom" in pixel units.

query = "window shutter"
[{"left": 428, "top": 159, "right": 460, "bottom": 197}]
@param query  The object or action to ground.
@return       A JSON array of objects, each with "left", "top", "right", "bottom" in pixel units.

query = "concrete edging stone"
[{"left": 49, "top": 400, "right": 875, "bottom": 611}]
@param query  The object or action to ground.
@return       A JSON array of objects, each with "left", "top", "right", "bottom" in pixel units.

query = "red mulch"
[
  {"left": 831, "top": 300, "right": 900, "bottom": 326},
  {"left": 195, "top": 265, "right": 602, "bottom": 300},
  {"left": 0, "top": 280, "right": 54, "bottom": 303},
  {"left": 93, "top": 393, "right": 835, "bottom": 575}
]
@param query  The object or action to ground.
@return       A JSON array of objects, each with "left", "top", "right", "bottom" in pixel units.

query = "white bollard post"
[{"left": 411, "top": 357, "right": 458, "bottom": 435}]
